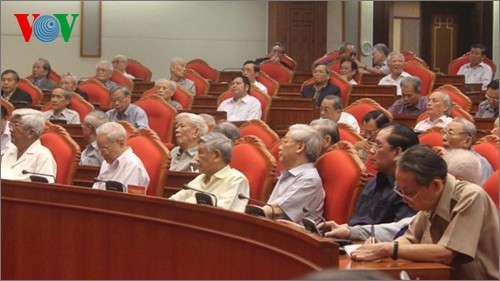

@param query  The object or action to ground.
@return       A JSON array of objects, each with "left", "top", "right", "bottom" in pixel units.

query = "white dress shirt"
[
  {"left": 414, "top": 115, "right": 453, "bottom": 132},
  {"left": 378, "top": 71, "right": 411, "bottom": 96},
  {"left": 217, "top": 94, "right": 262, "bottom": 122},
  {"left": 1, "top": 122, "right": 13, "bottom": 157},
  {"left": 42, "top": 108, "right": 81, "bottom": 124},
  {"left": 253, "top": 81, "right": 268, "bottom": 95},
  {"left": 338, "top": 112, "right": 361, "bottom": 133},
  {"left": 457, "top": 62, "right": 493, "bottom": 91}
]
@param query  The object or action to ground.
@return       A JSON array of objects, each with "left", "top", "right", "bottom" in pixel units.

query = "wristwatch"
[{"left": 392, "top": 241, "right": 399, "bottom": 260}]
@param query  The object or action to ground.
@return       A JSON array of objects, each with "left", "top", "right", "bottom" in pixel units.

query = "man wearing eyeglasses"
[
  {"left": 350, "top": 145, "right": 499, "bottom": 280},
  {"left": 94, "top": 60, "right": 118, "bottom": 89},
  {"left": 475, "top": 79, "right": 499, "bottom": 118},
  {"left": 112, "top": 55, "right": 135, "bottom": 80},
  {"left": 105, "top": 86, "right": 149, "bottom": 129}
]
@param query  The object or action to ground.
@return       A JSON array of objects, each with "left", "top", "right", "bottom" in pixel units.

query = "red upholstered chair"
[
  {"left": 1, "top": 98, "right": 14, "bottom": 119},
  {"left": 301, "top": 71, "right": 352, "bottom": 108},
  {"left": 40, "top": 122, "right": 81, "bottom": 185},
  {"left": 217, "top": 88, "right": 271, "bottom": 122},
  {"left": 110, "top": 70, "right": 134, "bottom": 92},
  {"left": 402, "top": 51, "right": 429, "bottom": 68},
  {"left": 344, "top": 98, "right": 393, "bottom": 132},
  {"left": 483, "top": 170, "right": 499, "bottom": 209},
  {"left": 41, "top": 93, "right": 94, "bottom": 123},
  {"left": 416, "top": 102, "right": 475, "bottom": 123},
  {"left": 418, "top": 127, "right": 444, "bottom": 148},
  {"left": 134, "top": 94, "right": 178, "bottom": 144},
  {"left": 126, "top": 57, "right": 152, "bottom": 82},
  {"left": 256, "top": 71, "right": 280, "bottom": 96},
  {"left": 126, "top": 128, "right": 171, "bottom": 197},
  {"left": 281, "top": 54, "right": 297, "bottom": 71},
  {"left": 473, "top": 135, "right": 499, "bottom": 171},
  {"left": 434, "top": 84, "right": 472, "bottom": 112},
  {"left": 403, "top": 61, "right": 435, "bottom": 96},
  {"left": 143, "top": 86, "right": 194, "bottom": 110},
  {"left": 259, "top": 61, "right": 294, "bottom": 84},
  {"left": 327, "top": 61, "right": 362, "bottom": 85},
  {"left": 315, "top": 141, "right": 367, "bottom": 224},
  {"left": 186, "top": 58, "right": 220, "bottom": 83},
  {"left": 77, "top": 79, "right": 110, "bottom": 108},
  {"left": 448, "top": 52, "right": 497, "bottom": 78},
  {"left": 269, "top": 140, "right": 284, "bottom": 178},
  {"left": 239, "top": 119, "right": 280, "bottom": 150},
  {"left": 232, "top": 135, "right": 277, "bottom": 202},
  {"left": 17, "top": 78, "right": 43, "bottom": 105},
  {"left": 338, "top": 123, "right": 363, "bottom": 146},
  {"left": 184, "top": 68, "right": 210, "bottom": 96},
  {"left": 314, "top": 51, "right": 339, "bottom": 66},
  {"left": 117, "top": 120, "right": 138, "bottom": 139}
]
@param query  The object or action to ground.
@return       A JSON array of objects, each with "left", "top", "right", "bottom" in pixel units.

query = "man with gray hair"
[
  {"left": 319, "top": 95, "right": 360, "bottom": 133},
  {"left": 30, "top": 58, "right": 57, "bottom": 91},
  {"left": 106, "top": 85, "right": 149, "bottom": 129},
  {"left": 92, "top": 122, "right": 149, "bottom": 191},
  {"left": 169, "top": 57, "right": 196, "bottom": 96},
  {"left": 354, "top": 43, "right": 390, "bottom": 75},
  {"left": 310, "top": 118, "right": 340, "bottom": 155},
  {"left": 112, "top": 54, "right": 135, "bottom": 80},
  {"left": 155, "top": 78, "right": 182, "bottom": 110},
  {"left": 42, "top": 87, "right": 80, "bottom": 124},
  {"left": 265, "top": 124, "right": 325, "bottom": 223},
  {"left": 95, "top": 60, "right": 117, "bottom": 89},
  {"left": 378, "top": 52, "right": 411, "bottom": 96},
  {"left": 80, "top": 110, "right": 109, "bottom": 166},
  {"left": 388, "top": 76, "right": 428, "bottom": 116},
  {"left": 169, "top": 132, "right": 250, "bottom": 212},
  {"left": 301, "top": 64, "right": 340, "bottom": 108},
  {"left": 59, "top": 72, "right": 89, "bottom": 101},
  {"left": 213, "top": 121, "right": 240, "bottom": 142},
  {"left": 170, "top": 112, "right": 208, "bottom": 172},
  {"left": 1, "top": 108, "right": 56, "bottom": 182},
  {"left": 414, "top": 90, "right": 453, "bottom": 132}
]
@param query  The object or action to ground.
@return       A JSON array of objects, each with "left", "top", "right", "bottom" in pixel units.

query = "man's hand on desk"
[
  {"left": 350, "top": 242, "right": 392, "bottom": 262},
  {"left": 318, "top": 221, "right": 351, "bottom": 239}
]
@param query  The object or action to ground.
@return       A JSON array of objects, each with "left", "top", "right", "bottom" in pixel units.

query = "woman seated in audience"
[
  {"left": 155, "top": 78, "right": 182, "bottom": 110},
  {"left": 414, "top": 90, "right": 453, "bottom": 133}
]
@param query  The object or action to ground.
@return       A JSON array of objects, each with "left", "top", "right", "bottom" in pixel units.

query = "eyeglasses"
[
  {"left": 441, "top": 129, "right": 470, "bottom": 137},
  {"left": 96, "top": 68, "right": 110, "bottom": 73},
  {"left": 363, "top": 129, "right": 380, "bottom": 138},
  {"left": 110, "top": 95, "right": 126, "bottom": 104},
  {"left": 112, "top": 60, "right": 125, "bottom": 64},
  {"left": 370, "top": 142, "right": 395, "bottom": 151},
  {"left": 485, "top": 94, "right": 499, "bottom": 102},
  {"left": 8, "top": 121, "right": 23, "bottom": 128},
  {"left": 393, "top": 185, "right": 423, "bottom": 202}
]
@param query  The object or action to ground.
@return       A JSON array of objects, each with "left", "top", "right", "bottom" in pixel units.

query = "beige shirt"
[
  {"left": 414, "top": 115, "right": 453, "bottom": 132},
  {"left": 403, "top": 174, "right": 499, "bottom": 280},
  {"left": 42, "top": 108, "right": 81, "bottom": 124},
  {"left": 169, "top": 146, "right": 198, "bottom": 172}
]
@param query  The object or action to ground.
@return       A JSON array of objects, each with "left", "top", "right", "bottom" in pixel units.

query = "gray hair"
[
  {"left": 96, "top": 60, "right": 113, "bottom": 72},
  {"left": 84, "top": 110, "right": 109, "bottom": 131},
  {"left": 52, "top": 87, "right": 72, "bottom": 101},
  {"left": 443, "top": 149, "right": 481, "bottom": 185},
  {"left": 373, "top": 43, "right": 390, "bottom": 57},
  {"left": 170, "top": 57, "right": 185, "bottom": 68},
  {"left": 397, "top": 145, "right": 448, "bottom": 186},
  {"left": 338, "top": 42, "right": 354, "bottom": 55},
  {"left": 36, "top": 58, "right": 51, "bottom": 77},
  {"left": 323, "top": 94, "right": 343, "bottom": 110},
  {"left": 155, "top": 78, "right": 177, "bottom": 91},
  {"left": 175, "top": 112, "right": 208, "bottom": 136},
  {"left": 400, "top": 76, "right": 422, "bottom": 94},
  {"left": 200, "top": 132, "right": 233, "bottom": 164},
  {"left": 310, "top": 118, "right": 340, "bottom": 144},
  {"left": 11, "top": 108, "right": 45, "bottom": 137},
  {"left": 60, "top": 72, "right": 78, "bottom": 85},
  {"left": 96, "top": 122, "right": 126, "bottom": 143},
  {"left": 288, "top": 124, "right": 322, "bottom": 162},
  {"left": 387, "top": 51, "right": 405, "bottom": 64},
  {"left": 452, "top": 117, "right": 476, "bottom": 144},
  {"left": 433, "top": 91, "right": 452, "bottom": 116},
  {"left": 109, "top": 85, "right": 131, "bottom": 97},
  {"left": 113, "top": 54, "right": 128, "bottom": 63},
  {"left": 213, "top": 121, "right": 241, "bottom": 141},
  {"left": 199, "top": 113, "right": 216, "bottom": 127}
]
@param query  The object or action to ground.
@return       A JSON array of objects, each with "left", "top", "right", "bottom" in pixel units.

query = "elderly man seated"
[
  {"left": 217, "top": 75, "right": 262, "bottom": 122},
  {"left": 170, "top": 112, "right": 207, "bottom": 172},
  {"left": 92, "top": 122, "right": 149, "bottom": 191},
  {"left": 59, "top": 72, "right": 89, "bottom": 101},
  {"left": 169, "top": 132, "right": 250, "bottom": 212},
  {"left": 354, "top": 43, "right": 390, "bottom": 75},
  {"left": 255, "top": 42, "right": 293, "bottom": 70},
  {"left": 301, "top": 64, "right": 341, "bottom": 108},
  {"left": 242, "top": 60, "right": 268, "bottom": 94},
  {"left": 319, "top": 95, "right": 360, "bottom": 133},
  {"left": 95, "top": 60, "right": 118, "bottom": 89},
  {"left": 1, "top": 105, "right": 14, "bottom": 157},
  {"left": 30, "top": 58, "right": 57, "bottom": 91},
  {"left": 475, "top": 79, "right": 499, "bottom": 118},
  {"left": 169, "top": 57, "right": 196, "bottom": 96},
  {"left": 354, "top": 110, "right": 390, "bottom": 163},
  {"left": 1, "top": 69, "right": 32, "bottom": 104},
  {"left": 106, "top": 85, "right": 149, "bottom": 129},
  {"left": 388, "top": 76, "right": 428, "bottom": 116},
  {"left": 1, "top": 109, "right": 56, "bottom": 182},
  {"left": 155, "top": 78, "right": 182, "bottom": 110},
  {"left": 42, "top": 87, "right": 80, "bottom": 124},
  {"left": 339, "top": 57, "right": 359, "bottom": 85},
  {"left": 310, "top": 118, "right": 340, "bottom": 155},
  {"left": 414, "top": 90, "right": 453, "bottom": 132},
  {"left": 80, "top": 110, "right": 109, "bottom": 166},
  {"left": 457, "top": 44, "right": 493, "bottom": 91},
  {"left": 112, "top": 54, "right": 135, "bottom": 79},
  {"left": 378, "top": 52, "right": 411, "bottom": 96}
]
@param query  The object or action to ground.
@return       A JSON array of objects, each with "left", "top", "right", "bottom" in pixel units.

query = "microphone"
[
  {"left": 302, "top": 207, "right": 327, "bottom": 237},
  {"left": 238, "top": 193, "right": 274, "bottom": 219},
  {"left": 182, "top": 185, "right": 218, "bottom": 207},
  {"left": 93, "top": 178, "right": 125, "bottom": 192},
  {"left": 22, "top": 170, "right": 55, "bottom": 183}
]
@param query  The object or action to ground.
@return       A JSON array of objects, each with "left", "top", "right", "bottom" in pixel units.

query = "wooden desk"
[
  {"left": 393, "top": 115, "right": 418, "bottom": 128},
  {"left": 133, "top": 81, "right": 154, "bottom": 93},
  {"left": 349, "top": 85, "right": 397, "bottom": 108},
  {"left": 433, "top": 74, "right": 465, "bottom": 93},
  {"left": 2, "top": 179, "right": 338, "bottom": 279},
  {"left": 359, "top": 73, "right": 385, "bottom": 85},
  {"left": 475, "top": 117, "right": 496, "bottom": 138}
]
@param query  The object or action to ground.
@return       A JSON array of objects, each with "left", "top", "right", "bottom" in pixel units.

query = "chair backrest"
[
  {"left": 186, "top": 58, "right": 220, "bottom": 83},
  {"left": 434, "top": 84, "right": 472, "bottom": 112},
  {"left": 117, "top": 120, "right": 139, "bottom": 139},
  {"left": 403, "top": 61, "right": 435, "bottom": 96},
  {"left": 110, "top": 70, "right": 134, "bottom": 92},
  {"left": 314, "top": 51, "right": 339, "bottom": 66},
  {"left": 337, "top": 123, "right": 364, "bottom": 146},
  {"left": 41, "top": 93, "right": 94, "bottom": 123},
  {"left": 126, "top": 57, "right": 152, "bottom": 82},
  {"left": 402, "top": 51, "right": 429, "bottom": 68},
  {"left": 281, "top": 53, "right": 297, "bottom": 71},
  {"left": 418, "top": 127, "right": 444, "bottom": 148},
  {"left": 134, "top": 94, "right": 178, "bottom": 144},
  {"left": 269, "top": 140, "right": 284, "bottom": 178},
  {"left": 416, "top": 102, "right": 474, "bottom": 123},
  {"left": 232, "top": 136, "right": 277, "bottom": 202},
  {"left": 1, "top": 98, "right": 14, "bottom": 119},
  {"left": 40, "top": 122, "right": 81, "bottom": 184},
  {"left": 143, "top": 85, "right": 194, "bottom": 110},
  {"left": 239, "top": 119, "right": 280, "bottom": 150},
  {"left": 483, "top": 170, "right": 499, "bottom": 210},
  {"left": 126, "top": 128, "right": 171, "bottom": 196},
  {"left": 26, "top": 69, "right": 61, "bottom": 85},
  {"left": 255, "top": 71, "right": 280, "bottom": 96},
  {"left": 473, "top": 135, "right": 499, "bottom": 171},
  {"left": 259, "top": 61, "right": 294, "bottom": 84},
  {"left": 315, "top": 141, "right": 367, "bottom": 224},
  {"left": 327, "top": 61, "right": 362, "bottom": 85},
  {"left": 17, "top": 78, "right": 43, "bottom": 105},
  {"left": 184, "top": 68, "right": 210, "bottom": 96},
  {"left": 301, "top": 72, "right": 352, "bottom": 108},
  {"left": 448, "top": 52, "right": 497, "bottom": 78},
  {"left": 217, "top": 88, "right": 271, "bottom": 122},
  {"left": 77, "top": 79, "right": 110, "bottom": 108},
  {"left": 344, "top": 98, "right": 393, "bottom": 132}
]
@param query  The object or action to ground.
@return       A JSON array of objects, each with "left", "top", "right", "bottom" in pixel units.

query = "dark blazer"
[
  {"left": 300, "top": 83, "right": 341, "bottom": 107},
  {"left": 32, "top": 77, "right": 57, "bottom": 91},
  {"left": 2, "top": 88, "right": 33, "bottom": 104}
]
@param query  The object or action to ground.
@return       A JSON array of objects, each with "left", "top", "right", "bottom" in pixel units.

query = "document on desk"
[{"left": 343, "top": 244, "right": 362, "bottom": 258}]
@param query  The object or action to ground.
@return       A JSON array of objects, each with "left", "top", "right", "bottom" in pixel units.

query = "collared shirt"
[
  {"left": 1, "top": 122, "right": 13, "bottom": 157},
  {"left": 338, "top": 112, "right": 360, "bottom": 133},
  {"left": 349, "top": 215, "right": 415, "bottom": 242},
  {"left": 106, "top": 104, "right": 149, "bottom": 129},
  {"left": 348, "top": 173, "right": 416, "bottom": 226},
  {"left": 475, "top": 100, "right": 499, "bottom": 118},
  {"left": 253, "top": 81, "right": 268, "bottom": 95},
  {"left": 471, "top": 148, "right": 494, "bottom": 186},
  {"left": 32, "top": 77, "right": 57, "bottom": 91},
  {"left": 167, "top": 98, "right": 182, "bottom": 110},
  {"left": 389, "top": 96, "right": 428, "bottom": 116},
  {"left": 217, "top": 94, "right": 262, "bottom": 122},
  {"left": 79, "top": 141, "right": 104, "bottom": 166},
  {"left": 403, "top": 174, "right": 499, "bottom": 280},
  {"left": 376, "top": 60, "right": 390, "bottom": 74},
  {"left": 169, "top": 146, "right": 198, "bottom": 172},
  {"left": 92, "top": 147, "right": 150, "bottom": 192},
  {"left": 457, "top": 62, "right": 493, "bottom": 91},
  {"left": 349, "top": 79, "right": 357, "bottom": 85},
  {"left": 102, "top": 80, "right": 118, "bottom": 90},
  {"left": 42, "top": 108, "right": 81, "bottom": 124},
  {"left": 123, "top": 71, "right": 135, "bottom": 80},
  {"left": 177, "top": 78, "right": 196, "bottom": 96},
  {"left": 268, "top": 163, "right": 325, "bottom": 223},
  {"left": 378, "top": 71, "right": 412, "bottom": 96},
  {"left": 1, "top": 139, "right": 57, "bottom": 183},
  {"left": 301, "top": 83, "right": 341, "bottom": 107},
  {"left": 169, "top": 165, "right": 250, "bottom": 212},
  {"left": 414, "top": 115, "right": 453, "bottom": 132}
]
